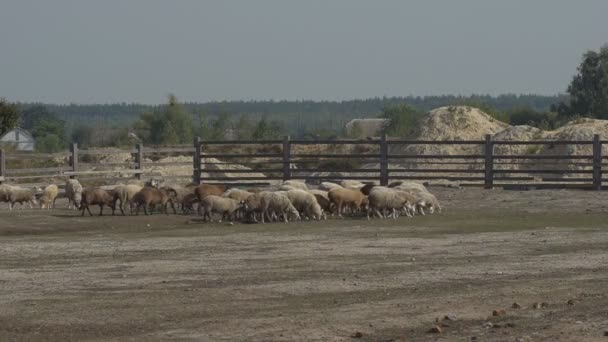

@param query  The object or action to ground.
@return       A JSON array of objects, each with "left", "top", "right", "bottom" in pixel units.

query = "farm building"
[
  {"left": 0, "top": 128, "right": 35, "bottom": 151},
  {"left": 344, "top": 118, "right": 388, "bottom": 138}
]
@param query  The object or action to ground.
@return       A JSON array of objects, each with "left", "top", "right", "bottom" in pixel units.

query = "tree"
[
  {"left": 560, "top": 45, "right": 608, "bottom": 118},
  {"left": 133, "top": 94, "right": 194, "bottom": 145},
  {"left": 0, "top": 98, "right": 20, "bottom": 136},
  {"left": 235, "top": 115, "right": 254, "bottom": 140},
  {"left": 379, "top": 104, "right": 424, "bottom": 137},
  {"left": 71, "top": 124, "right": 94, "bottom": 148},
  {"left": 252, "top": 117, "right": 284, "bottom": 140},
  {"left": 21, "top": 105, "right": 67, "bottom": 151}
]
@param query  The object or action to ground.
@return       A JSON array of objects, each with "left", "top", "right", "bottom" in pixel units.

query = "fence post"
[
  {"left": 135, "top": 143, "right": 144, "bottom": 180},
  {"left": 193, "top": 136, "right": 202, "bottom": 185},
  {"left": 0, "top": 149, "right": 5, "bottom": 184},
  {"left": 69, "top": 143, "right": 78, "bottom": 179},
  {"left": 380, "top": 133, "right": 389, "bottom": 186},
  {"left": 484, "top": 134, "right": 494, "bottom": 189},
  {"left": 593, "top": 134, "right": 602, "bottom": 190},
  {"left": 282, "top": 136, "right": 291, "bottom": 181}
]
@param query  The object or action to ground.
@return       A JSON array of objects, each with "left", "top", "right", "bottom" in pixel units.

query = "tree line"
[{"left": 2, "top": 44, "right": 607, "bottom": 150}]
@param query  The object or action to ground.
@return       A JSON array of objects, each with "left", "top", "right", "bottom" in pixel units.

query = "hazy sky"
[{"left": 1, "top": 0, "right": 607, "bottom": 104}]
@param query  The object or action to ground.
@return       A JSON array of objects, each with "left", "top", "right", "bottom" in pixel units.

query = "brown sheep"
[
  {"left": 328, "top": 187, "right": 368, "bottom": 217},
  {"left": 182, "top": 193, "right": 199, "bottom": 215},
  {"left": 130, "top": 187, "right": 178, "bottom": 215},
  {"left": 80, "top": 188, "right": 116, "bottom": 216},
  {"left": 194, "top": 184, "right": 227, "bottom": 214}
]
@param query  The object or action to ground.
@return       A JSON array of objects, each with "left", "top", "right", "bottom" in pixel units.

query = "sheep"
[
  {"left": 181, "top": 193, "right": 199, "bottom": 215},
  {"left": 259, "top": 192, "right": 300, "bottom": 223},
  {"left": 0, "top": 184, "right": 15, "bottom": 203},
  {"left": 278, "top": 185, "right": 297, "bottom": 191},
  {"left": 112, "top": 184, "right": 143, "bottom": 215},
  {"left": 161, "top": 184, "right": 194, "bottom": 210},
  {"left": 222, "top": 188, "right": 254, "bottom": 202},
  {"left": 199, "top": 195, "right": 240, "bottom": 222},
  {"left": 241, "top": 191, "right": 299, "bottom": 223},
  {"left": 340, "top": 180, "right": 365, "bottom": 189},
  {"left": 80, "top": 188, "right": 115, "bottom": 216},
  {"left": 65, "top": 179, "right": 83, "bottom": 210},
  {"left": 222, "top": 188, "right": 254, "bottom": 219},
  {"left": 319, "top": 182, "right": 342, "bottom": 191},
  {"left": 327, "top": 187, "right": 368, "bottom": 217},
  {"left": 130, "top": 187, "right": 177, "bottom": 215},
  {"left": 307, "top": 189, "right": 332, "bottom": 214},
  {"left": 389, "top": 181, "right": 428, "bottom": 193},
  {"left": 413, "top": 190, "right": 442, "bottom": 215},
  {"left": 282, "top": 180, "right": 308, "bottom": 190},
  {"left": 4, "top": 186, "right": 37, "bottom": 210},
  {"left": 285, "top": 189, "right": 324, "bottom": 220},
  {"left": 194, "top": 184, "right": 227, "bottom": 203},
  {"left": 39, "top": 184, "right": 59, "bottom": 210},
  {"left": 366, "top": 188, "right": 415, "bottom": 220}
]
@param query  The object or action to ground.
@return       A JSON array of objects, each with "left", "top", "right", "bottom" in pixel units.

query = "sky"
[{"left": 1, "top": 0, "right": 607, "bottom": 104}]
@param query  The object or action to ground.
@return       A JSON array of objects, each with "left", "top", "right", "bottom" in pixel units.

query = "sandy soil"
[{"left": 1, "top": 188, "right": 608, "bottom": 341}]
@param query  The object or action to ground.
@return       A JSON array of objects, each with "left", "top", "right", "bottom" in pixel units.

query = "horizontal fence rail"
[{"left": 0, "top": 134, "right": 605, "bottom": 190}]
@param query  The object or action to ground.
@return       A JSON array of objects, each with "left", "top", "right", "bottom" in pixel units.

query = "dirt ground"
[{"left": 2, "top": 187, "right": 608, "bottom": 341}]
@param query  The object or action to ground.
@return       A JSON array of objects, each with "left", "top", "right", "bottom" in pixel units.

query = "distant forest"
[{"left": 18, "top": 94, "right": 565, "bottom": 136}]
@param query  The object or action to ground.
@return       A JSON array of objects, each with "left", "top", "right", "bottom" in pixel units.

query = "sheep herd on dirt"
[{"left": 0, "top": 178, "right": 441, "bottom": 223}]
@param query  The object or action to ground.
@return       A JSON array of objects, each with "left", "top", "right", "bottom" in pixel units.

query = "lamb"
[
  {"left": 161, "top": 184, "right": 194, "bottom": 210},
  {"left": 284, "top": 189, "right": 324, "bottom": 220},
  {"left": 366, "top": 188, "right": 415, "bottom": 220},
  {"left": 278, "top": 185, "right": 297, "bottom": 191},
  {"left": 112, "top": 184, "right": 143, "bottom": 215},
  {"left": 413, "top": 190, "right": 442, "bottom": 215},
  {"left": 319, "top": 182, "right": 342, "bottom": 191},
  {"left": 327, "top": 187, "right": 368, "bottom": 217},
  {"left": 199, "top": 195, "right": 240, "bottom": 222},
  {"left": 282, "top": 180, "right": 308, "bottom": 190},
  {"left": 130, "top": 187, "right": 177, "bottom": 215},
  {"left": 65, "top": 179, "right": 83, "bottom": 210},
  {"left": 80, "top": 188, "right": 115, "bottom": 216},
  {"left": 39, "top": 184, "right": 59, "bottom": 209},
  {"left": 4, "top": 186, "right": 37, "bottom": 210}
]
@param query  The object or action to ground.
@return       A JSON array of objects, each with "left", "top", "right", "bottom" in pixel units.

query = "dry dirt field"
[{"left": 2, "top": 187, "right": 608, "bottom": 341}]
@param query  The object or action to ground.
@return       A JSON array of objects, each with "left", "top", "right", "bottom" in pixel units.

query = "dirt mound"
[
  {"left": 391, "top": 106, "right": 510, "bottom": 157},
  {"left": 493, "top": 125, "right": 545, "bottom": 156}
]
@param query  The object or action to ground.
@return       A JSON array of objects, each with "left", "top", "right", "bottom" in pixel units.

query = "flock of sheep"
[{"left": 0, "top": 179, "right": 441, "bottom": 223}]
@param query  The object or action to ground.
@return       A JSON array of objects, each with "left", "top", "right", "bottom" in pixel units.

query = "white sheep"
[
  {"left": 65, "top": 179, "right": 83, "bottom": 210},
  {"left": 319, "top": 182, "right": 342, "bottom": 191},
  {"left": 390, "top": 181, "right": 428, "bottom": 193},
  {"left": 222, "top": 188, "right": 254, "bottom": 202},
  {"left": 285, "top": 189, "right": 324, "bottom": 220},
  {"left": 259, "top": 192, "right": 300, "bottom": 223},
  {"left": 340, "top": 180, "right": 365, "bottom": 189},
  {"left": 199, "top": 195, "right": 240, "bottom": 222},
  {"left": 0, "top": 184, "right": 15, "bottom": 203},
  {"left": 39, "top": 184, "right": 59, "bottom": 209},
  {"left": 5, "top": 186, "right": 37, "bottom": 210},
  {"left": 278, "top": 185, "right": 297, "bottom": 191},
  {"left": 366, "top": 187, "right": 414, "bottom": 220},
  {"left": 282, "top": 180, "right": 308, "bottom": 190},
  {"left": 112, "top": 184, "right": 143, "bottom": 215}
]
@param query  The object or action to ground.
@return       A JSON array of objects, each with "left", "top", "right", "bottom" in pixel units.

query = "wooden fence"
[{"left": 0, "top": 134, "right": 606, "bottom": 189}]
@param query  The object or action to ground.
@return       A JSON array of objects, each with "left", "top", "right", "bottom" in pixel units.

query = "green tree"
[
  {"left": 71, "top": 124, "right": 95, "bottom": 148},
  {"left": 0, "top": 98, "right": 20, "bottom": 136},
  {"left": 209, "top": 111, "right": 232, "bottom": 140},
  {"left": 379, "top": 104, "right": 424, "bottom": 137},
  {"left": 560, "top": 45, "right": 608, "bottom": 119},
  {"left": 235, "top": 115, "right": 254, "bottom": 140},
  {"left": 133, "top": 94, "right": 194, "bottom": 145},
  {"left": 21, "top": 105, "right": 67, "bottom": 151},
  {"left": 252, "top": 117, "right": 284, "bottom": 140}
]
